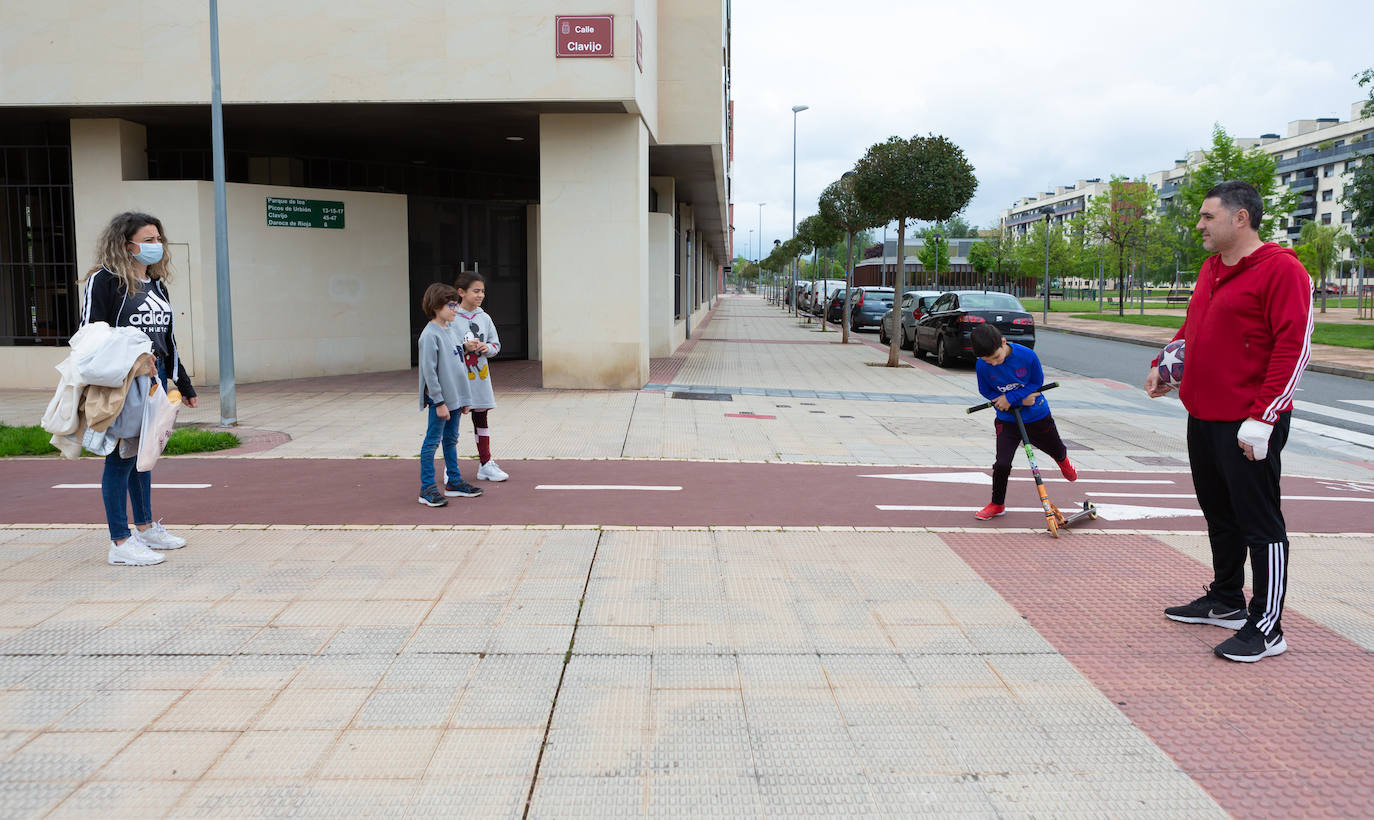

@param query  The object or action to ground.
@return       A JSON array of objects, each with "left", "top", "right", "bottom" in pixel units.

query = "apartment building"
[{"left": 0, "top": 1, "right": 733, "bottom": 390}]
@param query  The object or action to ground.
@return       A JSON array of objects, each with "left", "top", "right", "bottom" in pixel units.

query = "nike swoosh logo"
[{"left": 1208, "top": 609, "right": 1240, "bottom": 619}]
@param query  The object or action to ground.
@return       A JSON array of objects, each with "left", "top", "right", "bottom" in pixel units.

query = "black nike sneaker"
[
  {"left": 1214, "top": 622, "right": 1287, "bottom": 663},
  {"left": 1164, "top": 589, "right": 1246, "bottom": 629}
]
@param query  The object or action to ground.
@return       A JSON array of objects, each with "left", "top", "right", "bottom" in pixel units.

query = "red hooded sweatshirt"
[{"left": 1163, "top": 242, "right": 1313, "bottom": 425}]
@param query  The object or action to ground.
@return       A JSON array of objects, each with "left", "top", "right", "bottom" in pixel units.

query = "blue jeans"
[
  {"left": 102, "top": 361, "right": 166, "bottom": 542},
  {"left": 420, "top": 403, "right": 461, "bottom": 491}
]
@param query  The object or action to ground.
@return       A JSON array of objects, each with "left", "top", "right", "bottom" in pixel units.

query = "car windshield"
[
  {"left": 865, "top": 289, "right": 894, "bottom": 301},
  {"left": 958, "top": 292, "right": 1023, "bottom": 311}
]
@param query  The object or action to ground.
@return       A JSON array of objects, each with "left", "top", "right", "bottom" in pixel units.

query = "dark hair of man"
[
  {"left": 970, "top": 323, "right": 1005, "bottom": 358},
  {"left": 455, "top": 271, "right": 486, "bottom": 291},
  {"left": 1205, "top": 180, "right": 1263, "bottom": 230},
  {"left": 422, "top": 282, "right": 460, "bottom": 319}
]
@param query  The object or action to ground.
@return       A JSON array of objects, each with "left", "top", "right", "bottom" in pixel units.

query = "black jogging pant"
[
  {"left": 991, "top": 415, "right": 1068, "bottom": 505},
  {"left": 1186, "top": 412, "right": 1291, "bottom": 636}
]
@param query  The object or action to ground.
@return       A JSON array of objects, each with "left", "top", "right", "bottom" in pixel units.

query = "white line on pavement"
[
  {"left": 52, "top": 483, "right": 212, "bottom": 489},
  {"left": 873, "top": 503, "right": 1204, "bottom": 521},
  {"left": 859, "top": 472, "right": 1175, "bottom": 485},
  {"left": 1294, "top": 400, "right": 1374, "bottom": 427},
  {"left": 535, "top": 484, "right": 683, "bottom": 491},
  {"left": 1290, "top": 417, "right": 1374, "bottom": 450},
  {"left": 1083, "top": 491, "right": 1374, "bottom": 502}
]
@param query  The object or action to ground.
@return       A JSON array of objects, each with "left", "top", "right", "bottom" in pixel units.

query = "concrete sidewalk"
[{"left": 0, "top": 295, "right": 1371, "bottom": 817}]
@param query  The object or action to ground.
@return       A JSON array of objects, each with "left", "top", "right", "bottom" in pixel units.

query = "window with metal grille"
[{"left": 1, "top": 125, "right": 78, "bottom": 346}]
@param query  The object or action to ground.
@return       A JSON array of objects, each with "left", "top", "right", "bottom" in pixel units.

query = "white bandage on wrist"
[{"left": 1238, "top": 418, "right": 1273, "bottom": 460}]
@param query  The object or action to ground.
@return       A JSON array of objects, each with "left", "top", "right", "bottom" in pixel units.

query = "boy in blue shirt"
[{"left": 970, "top": 324, "right": 1076, "bottom": 520}]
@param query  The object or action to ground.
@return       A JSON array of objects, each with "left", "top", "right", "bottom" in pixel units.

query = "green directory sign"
[{"left": 265, "top": 197, "right": 345, "bottom": 229}]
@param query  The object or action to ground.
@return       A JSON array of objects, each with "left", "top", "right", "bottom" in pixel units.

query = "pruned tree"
[
  {"left": 796, "top": 214, "right": 844, "bottom": 329},
  {"left": 1085, "top": 176, "right": 1161, "bottom": 316},
  {"left": 1170, "top": 124, "right": 1301, "bottom": 270},
  {"left": 818, "top": 175, "right": 880, "bottom": 342},
  {"left": 852, "top": 134, "right": 978, "bottom": 366},
  {"left": 967, "top": 241, "right": 994, "bottom": 290},
  {"left": 1296, "top": 221, "right": 1344, "bottom": 313}
]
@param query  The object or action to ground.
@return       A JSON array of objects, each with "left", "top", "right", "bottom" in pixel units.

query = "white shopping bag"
[{"left": 136, "top": 381, "right": 180, "bottom": 472}]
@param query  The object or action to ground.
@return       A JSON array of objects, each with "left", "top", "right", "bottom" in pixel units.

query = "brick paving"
[{"left": 0, "top": 294, "right": 1370, "bottom": 817}]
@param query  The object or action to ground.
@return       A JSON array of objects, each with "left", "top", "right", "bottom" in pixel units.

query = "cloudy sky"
[{"left": 730, "top": 0, "right": 1374, "bottom": 259}]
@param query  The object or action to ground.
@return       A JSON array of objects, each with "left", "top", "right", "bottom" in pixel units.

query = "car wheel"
[
  {"left": 879, "top": 322, "right": 889, "bottom": 344},
  {"left": 936, "top": 336, "right": 952, "bottom": 368},
  {"left": 900, "top": 325, "right": 913, "bottom": 350}
]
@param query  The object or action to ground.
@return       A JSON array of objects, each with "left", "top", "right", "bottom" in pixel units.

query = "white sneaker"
[
  {"left": 136, "top": 520, "right": 187, "bottom": 550},
  {"left": 108, "top": 534, "right": 165, "bottom": 566},
  {"left": 476, "top": 461, "right": 508, "bottom": 482}
]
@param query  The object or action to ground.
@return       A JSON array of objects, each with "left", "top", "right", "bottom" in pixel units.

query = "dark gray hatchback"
[{"left": 848, "top": 287, "right": 895, "bottom": 330}]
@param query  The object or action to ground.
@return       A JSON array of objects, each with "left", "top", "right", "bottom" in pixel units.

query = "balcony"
[
  {"left": 1288, "top": 176, "right": 1317, "bottom": 192},
  {"left": 1275, "top": 140, "right": 1373, "bottom": 171}
]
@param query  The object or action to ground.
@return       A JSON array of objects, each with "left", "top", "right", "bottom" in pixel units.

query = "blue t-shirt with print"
[{"left": 975, "top": 342, "right": 1051, "bottom": 424}]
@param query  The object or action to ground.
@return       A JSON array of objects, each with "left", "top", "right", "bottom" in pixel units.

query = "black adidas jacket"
[{"left": 81, "top": 267, "right": 196, "bottom": 398}]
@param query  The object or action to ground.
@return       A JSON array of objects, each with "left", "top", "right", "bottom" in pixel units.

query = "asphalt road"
[{"left": 1036, "top": 328, "right": 1374, "bottom": 438}]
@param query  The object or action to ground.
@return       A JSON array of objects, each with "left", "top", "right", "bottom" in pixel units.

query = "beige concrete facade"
[{"left": 0, "top": 1, "right": 731, "bottom": 390}]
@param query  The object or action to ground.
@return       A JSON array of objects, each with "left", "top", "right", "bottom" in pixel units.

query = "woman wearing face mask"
[{"left": 80, "top": 212, "right": 199, "bottom": 566}]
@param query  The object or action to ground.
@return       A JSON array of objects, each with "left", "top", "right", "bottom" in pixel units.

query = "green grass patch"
[
  {"left": 1069, "top": 314, "right": 1374, "bottom": 349},
  {"left": 163, "top": 429, "right": 240, "bottom": 455},
  {"left": 0, "top": 424, "right": 240, "bottom": 458},
  {"left": 1069, "top": 313, "right": 1184, "bottom": 329}
]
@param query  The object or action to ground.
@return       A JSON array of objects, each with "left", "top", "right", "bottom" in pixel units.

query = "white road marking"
[
  {"left": 1294, "top": 400, "right": 1374, "bottom": 427},
  {"left": 53, "top": 483, "right": 212, "bottom": 489},
  {"left": 1341, "top": 400, "right": 1374, "bottom": 409},
  {"left": 1084, "top": 491, "right": 1374, "bottom": 503},
  {"left": 859, "top": 471, "right": 1175, "bottom": 485},
  {"left": 535, "top": 484, "right": 682, "bottom": 491},
  {"left": 874, "top": 503, "right": 1203, "bottom": 521},
  {"left": 1291, "top": 417, "right": 1374, "bottom": 450}
]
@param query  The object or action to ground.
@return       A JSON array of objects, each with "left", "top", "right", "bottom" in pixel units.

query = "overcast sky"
[{"left": 730, "top": 0, "right": 1374, "bottom": 259}]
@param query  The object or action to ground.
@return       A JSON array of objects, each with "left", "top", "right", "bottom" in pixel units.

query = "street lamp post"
[
  {"left": 1040, "top": 207, "right": 1054, "bottom": 323},
  {"left": 757, "top": 202, "right": 766, "bottom": 302},
  {"left": 791, "top": 105, "right": 808, "bottom": 318}
]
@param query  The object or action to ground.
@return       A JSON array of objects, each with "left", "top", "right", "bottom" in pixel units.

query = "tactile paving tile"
[
  {"left": 449, "top": 686, "right": 553, "bottom": 730},
  {"left": 737, "top": 655, "right": 828, "bottom": 688},
  {"left": 0, "top": 729, "right": 134, "bottom": 781},
  {"left": 168, "top": 782, "right": 312, "bottom": 818},
  {"left": 153, "top": 688, "right": 276, "bottom": 731},
  {"left": 402, "top": 625, "right": 491, "bottom": 654},
  {"left": 562, "top": 655, "right": 651, "bottom": 689},
  {"left": 252, "top": 687, "right": 370, "bottom": 730},
  {"left": 569, "top": 625, "right": 652, "bottom": 655},
  {"left": 318, "top": 728, "right": 442, "bottom": 779},
  {"left": 205, "top": 729, "right": 336, "bottom": 780},
  {"left": 0, "top": 689, "right": 94, "bottom": 731},
  {"left": 865, "top": 773, "right": 998, "bottom": 815},
  {"left": 423, "top": 600, "right": 504, "bottom": 626},
  {"left": 321, "top": 626, "right": 412, "bottom": 655},
  {"left": 352, "top": 688, "right": 460, "bottom": 729},
  {"left": 646, "top": 775, "right": 762, "bottom": 816},
  {"left": 288, "top": 654, "right": 393, "bottom": 690},
  {"left": 0, "top": 781, "right": 78, "bottom": 818},
  {"left": 49, "top": 779, "right": 191, "bottom": 817},
  {"left": 405, "top": 777, "right": 528, "bottom": 819},
  {"left": 425, "top": 728, "right": 543, "bottom": 778},
  {"left": 651, "top": 654, "right": 739, "bottom": 690},
  {"left": 754, "top": 773, "right": 877, "bottom": 814},
  {"left": 538, "top": 725, "right": 649, "bottom": 778},
  {"left": 465, "top": 654, "right": 565, "bottom": 690},
  {"left": 107, "top": 655, "right": 224, "bottom": 691},
  {"left": 526, "top": 775, "right": 643, "bottom": 818},
  {"left": 487, "top": 624, "right": 574, "bottom": 654},
  {"left": 54, "top": 688, "right": 182, "bottom": 731},
  {"left": 379, "top": 654, "right": 475, "bottom": 689},
  {"left": 19, "top": 656, "right": 132, "bottom": 690},
  {"left": 199, "top": 655, "right": 306, "bottom": 690},
  {"left": 153, "top": 627, "right": 258, "bottom": 656}
]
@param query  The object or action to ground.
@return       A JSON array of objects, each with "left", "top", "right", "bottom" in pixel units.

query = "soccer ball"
[{"left": 1157, "top": 339, "right": 1185, "bottom": 385}]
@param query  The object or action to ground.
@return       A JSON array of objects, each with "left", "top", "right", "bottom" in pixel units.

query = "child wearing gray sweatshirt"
[{"left": 416, "top": 283, "right": 481, "bottom": 507}]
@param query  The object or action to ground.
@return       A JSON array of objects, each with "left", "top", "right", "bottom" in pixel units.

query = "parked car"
[
  {"left": 808, "top": 279, "right": 847, "bottom": 315},
  {"left": 825, "top": 288, "right": 849, "bottom": 323},
  {"left": 881, "top": 290, "right": 944, "bottom": 348},
  {"left": 913, "top": 291, "right": 1035, "bottom": 367},
  {"left": 849, "top": 286, "right": 896, "bottom": 332}
]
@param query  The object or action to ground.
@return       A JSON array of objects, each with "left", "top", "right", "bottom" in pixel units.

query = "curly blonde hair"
[{"left": 81, "top": 211, "right": 173, "bottom": 293}]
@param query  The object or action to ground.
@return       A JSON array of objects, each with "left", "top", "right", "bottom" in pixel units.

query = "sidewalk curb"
[{"left": 1041, "top": 326, "right": 1374, "bottom": 382}]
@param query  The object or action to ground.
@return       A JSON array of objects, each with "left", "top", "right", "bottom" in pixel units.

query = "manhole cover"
[{"left": 671, "top": 392, "right": 733, "bottom": 401}]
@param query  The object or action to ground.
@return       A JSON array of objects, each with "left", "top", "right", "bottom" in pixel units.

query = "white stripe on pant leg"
[
  {"left": 1260, "top": 541, "right": 1285, "bottom": 634},
  {"left": 476, "top": 428, "right": 489, "bottom": 436}
]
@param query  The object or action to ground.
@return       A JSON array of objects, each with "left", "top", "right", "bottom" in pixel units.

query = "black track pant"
[
  {"left": 1187, "top": 412, "right": 1291, "bottom": 635},
  {"left": 991, "top": 415, "right": 1068, "bottom": 505}
]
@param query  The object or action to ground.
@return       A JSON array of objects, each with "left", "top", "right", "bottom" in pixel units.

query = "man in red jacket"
[{"left": 1145, "top": 180, "right": 1313, "bottom": 663}]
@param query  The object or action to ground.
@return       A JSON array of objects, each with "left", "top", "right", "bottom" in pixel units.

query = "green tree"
[
  {"left": 852, "top": 134, "right": 978, "bottom": 365},
  {"left": 980, "top": 226, "right": 1016, "bottom": 291},
  {"left": 1012, "top": 219, "right": 1071, "bottom": 292},
  {"left": 1085, "top": 177, "right": 1161, "bottom": 315},
  {"left": 817, "top": 177, "right": 880, "bottom": 343},
  {"left": 1170, "top": 124, "right": 1301, "bottom": 270},
  {"left": 1341, "top": 68, "right": 1374, "bottom": 237},
  {"left": 1295, "top": 221, "right": 1344, "bottom": 313},
  {"left": 967, "top": 241, "right": 994, "bottom": 288},
  {"left": 921, "top": 216, "right": 976, "bottom": 239},
  {"left": 917, "top": 235, "right": 951, "bottom": 286},
  {"left": 796, "top": 213, "right": 844, "bottom": 329}
]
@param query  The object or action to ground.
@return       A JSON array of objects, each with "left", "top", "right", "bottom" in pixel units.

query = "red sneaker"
[
  {"left": 1058, "top": 458, "right": 1078, "bottom": 482},
  {"left": 975, "top": 503, "right": 1005, "bottom": 520}
]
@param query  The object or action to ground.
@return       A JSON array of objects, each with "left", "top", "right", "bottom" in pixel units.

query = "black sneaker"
[
  {"left": 1214, "top": 622, "right": 1287, "bottom": 663},
  {"left": 444, "top": 480, "right": 483, "bottom": 498},
  {"left": 418, "top": 486, "right": 448, "bottom": 507},
  {"left": 1164, "top": 589, "right": 1246, "bottom": 629}
]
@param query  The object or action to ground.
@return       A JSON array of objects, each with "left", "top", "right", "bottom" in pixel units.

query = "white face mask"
[{"left": 132, "top": 242, "right": 163, "bottom": 265}]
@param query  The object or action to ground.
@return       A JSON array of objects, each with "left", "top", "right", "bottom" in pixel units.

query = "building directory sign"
[
  {"left": 266, "top": 197, "right": 345, "bottom": 229},
  {"left": 555, "top": 15, "right": 613, "bottom": 57}
]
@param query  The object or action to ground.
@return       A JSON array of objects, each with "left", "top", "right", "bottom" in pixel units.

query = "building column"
[
  {"left": 538, "top": 113, "right": 650, "bottom": 389},
  {"left": 648, "top": 176, "right": 675, "bottom": 357}
]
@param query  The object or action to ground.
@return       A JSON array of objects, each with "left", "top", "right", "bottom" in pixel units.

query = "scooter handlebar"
[{"left": 965, "top": 381, "right": 1059, "bottom": 414}]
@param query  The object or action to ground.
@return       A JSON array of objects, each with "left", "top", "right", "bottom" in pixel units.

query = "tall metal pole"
[
  {"left": 791, "top": 105, "right": 808, "bottom": 318},
  {"left": 1042, "top": 209, "right": 1052, "bottom": 323},
  {"left": 209, "top": 0, "right": 236, "bottom": 425},
  {"left": 757, "top": 202, "right": 766, "bottom": 302}
]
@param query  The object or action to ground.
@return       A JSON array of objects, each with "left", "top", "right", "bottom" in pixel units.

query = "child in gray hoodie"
[
  {"left": 454, "top": 272, "right": 508, "bottom": 482},
  {"left": 417, "top": 283, "right": 480, "bottom": 506}
]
